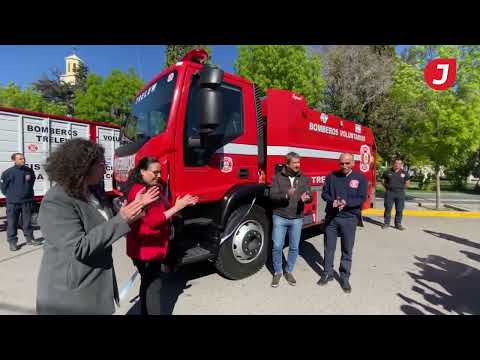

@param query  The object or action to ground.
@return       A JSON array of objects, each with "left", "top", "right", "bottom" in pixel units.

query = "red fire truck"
[{"left": 113, "top": 49, "right": 376, "bottom": 280}]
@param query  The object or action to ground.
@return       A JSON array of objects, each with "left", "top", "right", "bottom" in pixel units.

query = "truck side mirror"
[{"left": 196, "top": 65, "right": 224, "bottom": 134}]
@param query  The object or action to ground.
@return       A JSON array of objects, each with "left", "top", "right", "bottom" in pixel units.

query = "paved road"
[{"left": 1, "top": 207, "right": 479, "bottom": 315}]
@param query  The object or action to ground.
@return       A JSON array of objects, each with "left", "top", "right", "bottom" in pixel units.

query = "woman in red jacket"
[{"left": 126, "top": 156, "right": 198, "bottom": 315}]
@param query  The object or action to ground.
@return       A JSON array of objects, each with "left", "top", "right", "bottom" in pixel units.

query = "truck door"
[{"left": 175, "top": 68, "right": 258, "bottom": 202}]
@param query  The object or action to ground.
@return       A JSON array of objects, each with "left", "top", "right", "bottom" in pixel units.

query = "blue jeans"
[{"left": 272, "top": 215, "right": 303, "bottom": 274}]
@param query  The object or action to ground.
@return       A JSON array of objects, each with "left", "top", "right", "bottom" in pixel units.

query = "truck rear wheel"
[{"left": 215, "top": 204, "right": 270, "bottom": 280}]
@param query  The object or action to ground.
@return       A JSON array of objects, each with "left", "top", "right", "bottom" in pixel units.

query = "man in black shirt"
[
  {"left": 317, "top": 153, "right": 367, "bottom": 293},
  {"left": 1, "top": 153, "right": 42, "bottom": 251},
  {"left": 382, "top": 159, "right": 410, "bottom": 230}
]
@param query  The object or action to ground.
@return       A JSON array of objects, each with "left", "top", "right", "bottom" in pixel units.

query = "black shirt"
[
  {"left": 0, "top": 165, "right": 36, "bottom": 203},
  {"left": 322, "top": 170, "right": 368, "bottom": 219},
  {"left": 383, "top": 168, "right": 410, "bottom": 192}
]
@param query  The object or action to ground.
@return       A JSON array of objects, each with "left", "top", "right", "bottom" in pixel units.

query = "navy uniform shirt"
[
  {"left": 0, "top": 165, "right": 36, "bottom": 203},
  {"left": 322, "top": 170, "right": 368, "bottom": 219},
  {"left": 383, "top": 168, "right": 410, "bottom": 192}
]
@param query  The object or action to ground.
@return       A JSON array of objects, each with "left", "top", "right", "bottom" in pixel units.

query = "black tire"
[{"left": 214, "top": 204, "right": 270, "bottom": 280}]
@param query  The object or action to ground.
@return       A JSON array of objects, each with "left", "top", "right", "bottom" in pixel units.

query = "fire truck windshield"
[{"left": 125, "top": 70, "right": 177, "bottom": 142}]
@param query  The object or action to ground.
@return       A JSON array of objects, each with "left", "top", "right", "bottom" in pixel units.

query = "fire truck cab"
[{"left": 113, "top": 49, "right": 376, "bottom": 280}]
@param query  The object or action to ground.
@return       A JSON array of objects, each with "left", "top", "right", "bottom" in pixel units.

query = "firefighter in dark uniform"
[
  {"left": 382, "top": 158, "right": 410, "bottom": 231},
  {"left": 317, "top": 153, "right": 367, "bottom": 293},
  {"left": 1, "top": 153, "right": 42, "bottom": 251}
]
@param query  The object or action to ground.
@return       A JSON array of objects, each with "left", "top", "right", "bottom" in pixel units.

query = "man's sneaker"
[
  {"left": 26, "top": 238, "right": 43, "bottom": 246},
  {"left": 340, "top": 278, "right": 352, "bottom": 293},
  {"left": 317, "top": 273, "right": 334, "bottom": 286},
  {"left": 381, "top": 224, "right": 390, "bottom": 230},
  {"left": 271, "top": 273, "right": 282, "bottom": 288},
  {"left": 284, "top": 272, "right": 296, "bottom": 286},
  {"left": 9, "top": 243, "right": 19, "bottom": 252},
  {"left": 395, "top": 224, "right": 405, "bottom": 231}
]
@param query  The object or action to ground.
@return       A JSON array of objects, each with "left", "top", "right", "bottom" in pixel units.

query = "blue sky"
[{"left": 0, "top": 45, "right": 408, "bottom": 89}]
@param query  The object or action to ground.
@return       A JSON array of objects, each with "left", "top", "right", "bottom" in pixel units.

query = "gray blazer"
[{"left": 36, "top": 185, "right": 131, "bottom": 315}]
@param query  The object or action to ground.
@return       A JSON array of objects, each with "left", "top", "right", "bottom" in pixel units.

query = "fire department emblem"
[
  {"left": 27, "top": 144, "right": 38, "bottom": 152},
  {"left": 320, "top": 113, "right": 328, "bottom": 124},
  {"left": 349, "top": 179, "right": 359, "bottom": 189},
  {"left": 355, "top": 124, "right": 362, "bottom": 134},
  {"left": 220, "top": 157, "right": 233, "bottom": 173},
  {"left": 360, "top": 144, "right": 372, "bottom": 173}
]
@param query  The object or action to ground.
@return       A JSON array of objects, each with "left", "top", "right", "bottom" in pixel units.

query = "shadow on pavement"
[
  {"left": 0, "top": 302, "right": 36, "bottom": 315},
  {"left": 125, "top": 262, "right": 215, "bottom": 315},
  {"left": 300, "top": 226, "right": 324, "bottom": 277},
  {"left": 423, "top": 230, "right": 480, "bottom": 251},
  {"left": 264, "top": 225, "right": 324, "bottom": 277},
  {"left": 363, "top": 216, "right": 385, "bottom": 228},
  {"left": 460, "top": 250, "right": 480, "bottom": 263},
  {"left": 398, "top": 254, "right": 480, "bottom": 315}
]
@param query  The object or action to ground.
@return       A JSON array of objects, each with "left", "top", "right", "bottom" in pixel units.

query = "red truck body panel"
[{"left": 113, "top": 61, "right": 376, "bottom": 225}]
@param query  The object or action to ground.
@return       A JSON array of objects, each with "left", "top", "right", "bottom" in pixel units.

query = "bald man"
[{"left": 318, "top": 153, "right": 367, "bottom": 293}]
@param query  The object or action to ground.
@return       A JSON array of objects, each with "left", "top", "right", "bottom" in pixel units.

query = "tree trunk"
[{"left": 436, "top": 168, "right": 441, "bottom": 210}]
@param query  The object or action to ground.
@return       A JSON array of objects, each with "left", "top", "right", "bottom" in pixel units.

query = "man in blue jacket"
[
  {"left": 318, "top": 153, "right": 367, "bottom": 293},
  {"left": 1, "top": 153, "right": 42, "bottom": 251}
]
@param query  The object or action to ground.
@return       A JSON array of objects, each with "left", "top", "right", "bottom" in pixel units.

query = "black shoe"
[
  {"left": 271, "top": 273, "right": 282, "bottom": 288},
  {"left": 9, "top": 243, "right": 19, "bottom": 251},
  {"left": 381, "top": 224, "right": 390, "bottom": 230},
  {"left": 284, "top": 272, "right": 297, "bottom": 286},
  {"left": 26, "top": 238, "right": 43, "bottom": 246},
  {"left": 395, "top": 224, "right": 405, "bottom": 231},
  {"left": 317, "top": 273, "right": 334, "bottom": 286},
  {"left": 340, "top": 278, "right": 352, "bottom": 293}
]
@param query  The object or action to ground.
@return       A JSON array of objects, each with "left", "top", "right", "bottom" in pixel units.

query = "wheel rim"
[{"left": 231, "top": 220, "right": 265, "bottom": 264}]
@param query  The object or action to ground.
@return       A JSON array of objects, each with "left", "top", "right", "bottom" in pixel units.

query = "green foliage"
[
  {"left": 0, "top": 82, "right": 67, "bottom": 114},
  {"left": 235, "top": 45, "right": 325, "bottom": 107},
  {"left": 165, "top": 45, "right": 212, "bottom": 67},
  {"left": 74, "top": 68, "right": 144, "bottom": 124},
  {"left": 32, "top": 63, "right": 90, "bottom": 116}
]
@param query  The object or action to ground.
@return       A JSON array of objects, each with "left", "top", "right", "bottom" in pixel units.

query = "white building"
[{"left": 59, "top": 54, "right": 83, "bottom": 85}]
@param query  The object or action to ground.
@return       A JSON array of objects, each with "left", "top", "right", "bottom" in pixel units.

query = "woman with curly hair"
[
  {"left": 126, "top": 156, "right": 198, "bottom": 315},
  {"left": 36, "top": 138, "right": 159, "bottom": 315}
]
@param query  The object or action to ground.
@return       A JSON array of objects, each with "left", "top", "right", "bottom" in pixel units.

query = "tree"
[
  {"left": 235, "top": 45, "right": 325, "bottom": 107},
  {"left": 371, "top": 57, "right": 426, "bottom": 163},
  {"left": 32, "top": 62, "right": 90, "bottom": 116},
  {"left": 403, "top": 45, "right": 480, "bottom": 208},
  {"left": 165, "top": 45, "right": 212, "bottom": 67},
  {"left": 0, "top": 82, "right": 67, "bottom": 114},
  {"left": 322, "top": 45, "right": 395, "bottom": 125},
  {"left": 74, "top": 68, "right": 144, "bottom": 124}
]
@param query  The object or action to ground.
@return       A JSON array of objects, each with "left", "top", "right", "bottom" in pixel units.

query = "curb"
[{"left": 363, "top": 208, "right": 480, "bottom": 218}]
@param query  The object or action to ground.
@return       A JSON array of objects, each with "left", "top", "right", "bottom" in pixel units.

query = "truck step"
[
  {"left": 178, "top": 246, "right": 215, "bottom": 266},
  {"left": 183, "top": 218, "right": 213, "bottom": 226}
]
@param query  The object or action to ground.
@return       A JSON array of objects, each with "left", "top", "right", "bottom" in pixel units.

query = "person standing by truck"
[
  {"left": 318, "top": 153, "right": 367, "bottom": 293},
  {"left": 126, "top": 157, "right": 199, "bottom": 315},
  {"left": 382, "top": 158, "right": 410, "bottom": 230},
  {"left": 1, "top": 153, "right": 42, "bottom": 251},
  {"left": 269, "top": 152, "right": 312, "bottom": 288},
  {"left": 36, "top": 139, "right": 159, "bottom": 315}
]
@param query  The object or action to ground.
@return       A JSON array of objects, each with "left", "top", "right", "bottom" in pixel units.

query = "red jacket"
[{"left": 126, "top": 183, "right": 171, "bottom": 262}]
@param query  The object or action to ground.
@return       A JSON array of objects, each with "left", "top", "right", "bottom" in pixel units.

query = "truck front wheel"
[{"left": 214, "top": 204, "right": 270, "bottom": 280}]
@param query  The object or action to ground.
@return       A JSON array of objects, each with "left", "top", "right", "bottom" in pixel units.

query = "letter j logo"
[{"left": 424, "top": 58, "right": 456, "bottom": 90}]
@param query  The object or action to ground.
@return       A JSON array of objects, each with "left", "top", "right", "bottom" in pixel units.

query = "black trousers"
[
  {"left": 323, "top": 216, "right": 357, "bottom": 280},
  {"left": 133, "top": 259, "right": 166, "bottom": 315},
  {"left": 384, "top": 191, "right": 405, "bottom": 226},
  {"left": 6, "top": 202, "right": 34, "bottom": 244}
]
